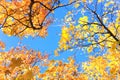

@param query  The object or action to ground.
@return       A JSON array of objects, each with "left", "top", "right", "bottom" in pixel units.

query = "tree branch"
[{"left": 86, "top": 6, "right": 120, "bottom": 42}]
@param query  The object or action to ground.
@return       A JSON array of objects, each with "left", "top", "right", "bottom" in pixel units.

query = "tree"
[
  {"left": 0, "top": 0, "right": 120, "bottom": 80},
  {"left": 38, "top": 58, "right": 88, "bottom": 80},
  {"left": 57, "top": 0, "right": 120, "bottom": 53},
  {"left": 0, "top": 0, "right": 76, "bottom": 37},
  {"left": 0, "top": 41, "right": 49, "bottom": 80},
  {"left": 82, "top": 47, "right": 120, "bottom": 79},
  {"left": 56, "top": 0, "right": 120, "bottom": 79}
]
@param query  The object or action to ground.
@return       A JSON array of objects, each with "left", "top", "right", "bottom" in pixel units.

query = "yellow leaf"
[
  {"left": 61, "top": 26, "right": 71, "bottom": 42},
  {"left": 82, "top": 0, "right": 86, "bottom": 3},
  {"left": 98, "top": 0, "right": 104, "bottom": 3},
  {"left": 69, "top": 24, "right": 75, "bottom": 31},
  {"left": 74, "top": 3, "right": 80, "bottom": 8},
  {"left": 0, "top": 13, "right": 5, "bottom": 21},
  {"left": 67, "top": 11, "right": 72, "bottom": 15},
  {"left": 78, "top": 16, "right": 88, "bottom": 24},
  {"left": 53, "top": 72, "right": 57, "bottom": 77},
  {"left": 2, "top": 27, "right": 13, "bottom": 36},
  {"left": 6, "top": 17, "right": 13, "bottom": 25},
  {"left": 54, "top": 50, "right": 59, "bottom": 56},
  {"left": 83, "top": 25, "right": 88, "bottom": 30},
  {"left": 91, "top": 23, "right": 98, "bottom": 32},
  {"left": 87, "top": 46, "right": 93, "bottom": 53},
  {"left": 105, "top": 1, "right": 114, "bottom": 7},
  {"left": 62, "top": 43, "right": 69, "bottom": 50}
]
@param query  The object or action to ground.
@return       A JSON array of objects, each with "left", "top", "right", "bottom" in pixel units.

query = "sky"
[
  {"left": 0, "top": 1, "right": 89, "bottom": 66},
  {"left": 0, "top": 0, "right": 119, "bottom": 76},
  {"left": 0, "top": 6, "right": 65, "bottom": 51}
]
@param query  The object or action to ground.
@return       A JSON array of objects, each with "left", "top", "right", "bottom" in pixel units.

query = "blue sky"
[
  {"left": 0, "top": 6, "right": 66, "bottom": 51},
  {"left": 0, "top": 1, "right": 89, "bottom": 65},
  {"left": 0, "top": 0, "right": 119, "bottom": 76}
]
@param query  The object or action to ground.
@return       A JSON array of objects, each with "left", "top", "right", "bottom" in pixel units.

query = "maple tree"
[
  {"left": 0, "top": 41, "right": 49, "bottom": 80},
  {"left": 0, "top": 0, "right": 76, "bottom": 37},
  {"left": 82, "top": 47, "right": 120, "bottom": 80},
  {"left": 0, "top": 0, "right": 120, "bottom": 80},
  {"left": 55, "top": 0, "right": 120, "bottom": 79},
  {"left": 38, "top": 58, "right": 88, "bottom": 80},
  {"left": 57, "top": 0, "right": 120, "bottom": 53}
]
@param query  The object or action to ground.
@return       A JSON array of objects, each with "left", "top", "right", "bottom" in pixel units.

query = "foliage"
[
  {"left": 0, "top": 0, "right": 76, "bottom": 38},
  {"left": 82, "top": 45, "right": 120, "bottom": 79},
  {"left": 57, "top": 0, "right": 120, "bottom": 53},
  {"left": 38, "top": 58, "right": 88, "bottom": 80},
  {"left": 41, "top": 48, "right": 120, "bottom": 80},
  {"left": 1, "top": 39, "right": 120, "bottom": 80},
  {"left": 0, "top": 0, "right": 51, "bottom": 37},
  {"left": 0, "top": 0, "right": 120, "bottom": 80},
  {"left": 55, "top": 0, "right": 120, "bottom": 79},
  {"left": 0, "top": 41, "right": 48, "bottom": 80}
]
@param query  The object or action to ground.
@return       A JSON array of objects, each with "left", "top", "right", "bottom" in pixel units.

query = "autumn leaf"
[
  {"left": 0, "top": 41, "right": 5, "bottom": 50},
  {"left": 78, "top": 16, "right": 88, "bottom": 24},
  {"left": 54, "top": 50, "right": 59, "bottom": 56},
  {"left": 23, "top": 70, "right": 34, "bottom": 80},
  {"left": 38, "top": 27, "right": 48, "bottom": 38},
  {"left": 74, "top": 3, "right": 80, "bottom": 8},
  {"left": 87, "top": 45, "right": 93, "bottom": 53},
  {"left": 9, "top": 58, "right": 22, "bottom": 69},
  {"left": 82, "top": 0, "right": 86, "bottom": 3}
]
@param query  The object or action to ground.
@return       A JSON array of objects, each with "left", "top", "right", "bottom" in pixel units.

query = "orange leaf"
[
  {"left": 9, "top": 58, "right": 22, "bottom": 69},
  {"left": 0, "top": 41, "right": 5, "bottom": 50}
]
